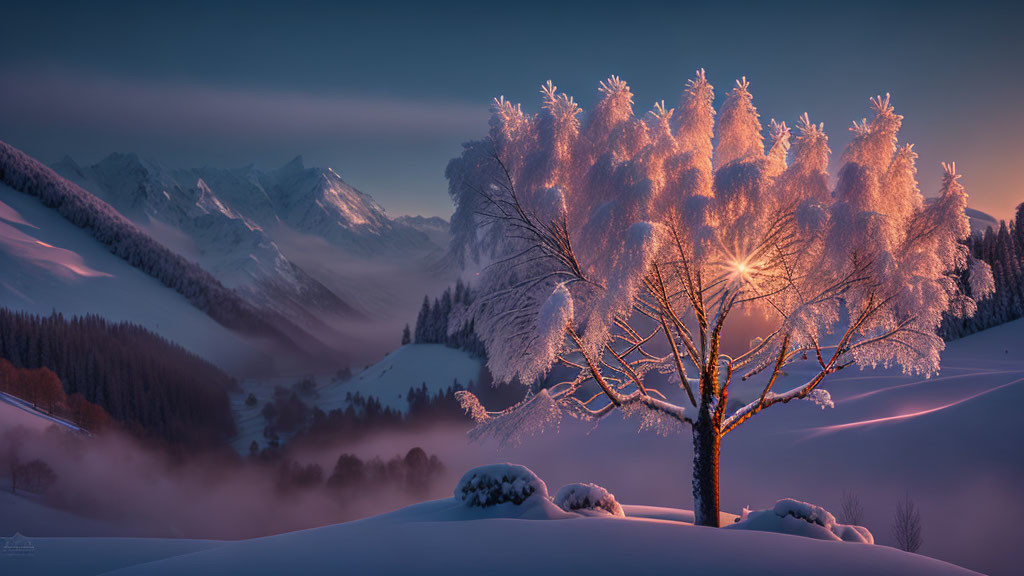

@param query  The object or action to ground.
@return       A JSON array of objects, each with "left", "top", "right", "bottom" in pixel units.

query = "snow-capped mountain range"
[{"left": 52, "top": 154, "right": 448, "bottom": 325}]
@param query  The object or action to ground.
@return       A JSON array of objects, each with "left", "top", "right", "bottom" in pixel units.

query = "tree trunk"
[{"left": 692, "top": 411, "right": 721, "bottom": 527}]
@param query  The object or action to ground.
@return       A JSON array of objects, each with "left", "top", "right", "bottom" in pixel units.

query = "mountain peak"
[
  {"left": 281, "top": 155, "right": 305, "bottom": 172},
  {"left": 52, "top": 155, "right": 83, "bottom": 178}
]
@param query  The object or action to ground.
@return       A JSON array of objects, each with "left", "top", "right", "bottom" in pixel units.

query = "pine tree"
[{"left": 413, "top": 297, "right": 430, "bottom": 343}]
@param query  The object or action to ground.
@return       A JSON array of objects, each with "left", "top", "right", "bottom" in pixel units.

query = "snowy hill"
[
  {"left": 229, "top": 344, "right": 483, "bottom": 452},
  {"left": 3, "top": 320, "right": 1022, "bottom": 574},
  {"left": 965, "top": 206, "right": 999, "bottom": 236},
  {"left": 424, "top": 318, "right": 1024, "bottom": 576},
  {"left": 13, "top": 493, "right": 977, "bottom": 576},
  {"left": 322, "top": 344, "right": 484, "bottom": 413}
]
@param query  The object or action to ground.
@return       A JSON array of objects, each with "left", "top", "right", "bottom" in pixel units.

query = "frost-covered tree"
[{"left": 446, "top": 71, "right": 993, "bottom": 527}]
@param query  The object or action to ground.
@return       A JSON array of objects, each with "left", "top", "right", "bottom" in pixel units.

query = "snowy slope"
[
  {"left": 82, "top": 497, "right": 977, "bottom": 576},
  {"left": 4, "top": 323, "right": 1020, "bottom": 575},
  {"left": 228, "top": 344, "right": 483, "bottom": 452},
  {"left": 0, "top": 491, "right": 117, "bottom": 540},
  {"left": 965, "top": 206, "right": 999, "bottom": 236},
  {"left": 318, "top": 319, "right": 1024, "bottom": 576},
  {"left": 0, "top": 183, "right": 268, "bottom": 375},
  {"left": 0, "top": 392, "right": 83, "bottom": 433},
  {"left": 320, "top": 344, "right": 484, "bottom": 413},
  {"left": 1, "top": 534, "right": 221, "bottom": 576}
]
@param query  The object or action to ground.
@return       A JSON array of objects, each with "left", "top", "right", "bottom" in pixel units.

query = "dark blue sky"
[{"left": 1, "top": 1, "right": 1021, "bottom": 218}]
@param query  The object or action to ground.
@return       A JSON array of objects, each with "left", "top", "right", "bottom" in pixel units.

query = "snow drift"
[
  {"left": 727, "top": 498, "right": 873, "bottom": 544},
  {"left": 21, "top": 463, "right": 973, "bottom": 576}
]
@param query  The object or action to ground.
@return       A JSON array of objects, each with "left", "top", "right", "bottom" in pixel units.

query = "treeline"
[
  {"left": 253, "top": 372, "right": 523, "bottom": 455},
  {"left": 274, "top": 447, "right": 444, "bottom": 496},
  {"left": 0, "top": 140, "right": 325, "bottom": 360},
  {"left": 942, "top": 203, "right": 1024, "bottom": 339},
  {"left": 0, "top": 308, "right": 236, "bottom": 447},
  {"left": 257, "top": 380, "right": 471, "bottom": 452},
  {"left": 405, "top": 279, "right": 486, "bottom": 358},
  {"left": 0, "top": 359, "right": 109, "bottom": 431}
]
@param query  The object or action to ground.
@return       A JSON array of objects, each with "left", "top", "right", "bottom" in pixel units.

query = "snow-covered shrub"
[
  {"left": 554, "top": 483, "right": 624, "bottom": 517},
  {"left": 455, "top": 464, "right": 548, "bottom": 508},
  {"left": 774, "top": 498, "right": 837, "bottom": 529},
  {"left": 727, "top": 498, "right": 873, "bottom": 544}
]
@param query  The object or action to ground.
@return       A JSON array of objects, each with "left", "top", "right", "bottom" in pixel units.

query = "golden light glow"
[
  {"left": 727, "top": 257, "right": 754, "bottom": 285},
  {"left": 716, "top": 239, "right": 761, "bottom": 287}
]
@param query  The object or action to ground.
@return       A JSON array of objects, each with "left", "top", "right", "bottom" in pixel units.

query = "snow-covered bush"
[
  {"left": 774, "top": 498, "right": 837, "bottom": 529},
  {"left": 554, "top": 483, "right": 624, "bottom": 517},
  {"left": 455, "top": 464, "right": 548, "bottom": 508},
  {"left": 727, "top": 498, "right": 873, "bottom": 544}
]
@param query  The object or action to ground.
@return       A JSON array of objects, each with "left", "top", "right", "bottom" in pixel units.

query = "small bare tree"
[
  {"left": 892, "top": 493, "right": 923, "bottom": 553},
  {"left": 1, "top": 428, "right": 27, "bottom": 493},
  {"left": 15, "top": 459, "right": 57, "bottom": 494},
  {"left": 446, "top": 71, "right": 994, "bottom": 527},
  {"left": 840, "top": 489, "right": 864, "bottom": 526}
]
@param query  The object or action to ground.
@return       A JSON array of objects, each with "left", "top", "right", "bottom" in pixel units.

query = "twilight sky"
[{"left": 1, "top": 1, "right": 1021, "bottom": 219}]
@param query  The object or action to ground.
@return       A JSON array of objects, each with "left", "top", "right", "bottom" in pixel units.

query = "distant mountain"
[
  {"left": 0, "top": 140, "right": 340, "bottom": 369},
  {"left": 395, "top": 215, "right": 450, "bottom": 249},
  {"left": 261, "top": 156, "right": 432, "bottom": 255},
  {"left": 0, "top": 177, "right": 269, "bottom": 375},
  {"left": 52, "top": 154, "right": 447, "bottom": 323},
  {"left": 51, "top": 154, "right": 358, "bottom": 326}
]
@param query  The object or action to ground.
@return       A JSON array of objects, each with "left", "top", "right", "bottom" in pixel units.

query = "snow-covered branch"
[{"left": 445, "top": 71, "right": 988, "bottom": 451}]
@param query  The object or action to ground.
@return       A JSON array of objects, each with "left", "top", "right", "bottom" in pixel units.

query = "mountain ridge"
[
  {"left": 52, "top": 153, "right": 447, "bottom": 323},
  {"left": 0, "top": 139, "right": 341, "bottom": 369}
]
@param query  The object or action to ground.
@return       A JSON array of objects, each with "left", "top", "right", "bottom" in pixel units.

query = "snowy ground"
[
  {"left": 2, "top": 495, "right": 978, "bottom": 576},
  {"left": 306, "top": 318, "right": 1024, "bottom": 576},
  {"left": 3, "top": 321, "right": 1022, "bottom": 574}
]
